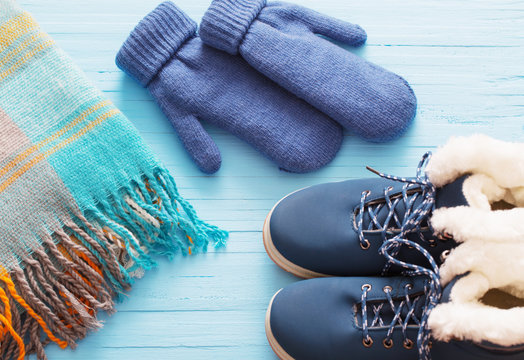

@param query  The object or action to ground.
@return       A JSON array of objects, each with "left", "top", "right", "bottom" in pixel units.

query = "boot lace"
[
  {"left": 360, "top": 282, "right": 423, "bottom": 350},
  {"left": 370, "top": 152, "right": 442, "bottom": 360},
  {"left": 379, "top": 238, "right": 441, "bottom": 360},
  {"left": 355, "top": 153, "right": 438, "bottom": 251}
]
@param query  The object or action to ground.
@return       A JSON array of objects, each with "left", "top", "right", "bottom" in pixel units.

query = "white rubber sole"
[
  {"left": 263, "top": 190, "right": 329, "bottom": 279},
  {"left": 265, "top": 289, "right": 295, "bottom": 360}
]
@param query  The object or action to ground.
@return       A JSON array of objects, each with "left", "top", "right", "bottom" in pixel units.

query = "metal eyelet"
[
  {"left": 383, "top": 286, "right": 392, "bottom": 293},
  {"left": 361, "top": 284, "right": 372, "bottom": 291},
  {"left": 360, "top": 239, "right": 371, "bottom": 250},
  {"left": 403, "top": 339, "right": 414, "bottom": 349},
  {"left": 362, "top": 336, "right": 373, "bottom": 348},
  {"left": 405, "top": 283, "right": 413, "bottom": 290},
  {"left": 437, "top": 232, "right": 453, "bottom": 241},
  {"left": 428, "top": 240, "right": 437, "bottom": 248},
  {"left": 383, "top": 338, "right": 394, "bottom": 349},
  {"left": 440, "top": 249, "right": 451, "bottom": 262}
]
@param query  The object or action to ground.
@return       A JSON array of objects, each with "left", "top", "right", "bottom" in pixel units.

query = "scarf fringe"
[{"left": 0, "top": 168, "right": 227, "bottom": 360}]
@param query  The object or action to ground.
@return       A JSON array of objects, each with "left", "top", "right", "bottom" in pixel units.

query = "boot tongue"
[
  {"left": 435, "top": 175, "right": 470, "bottom": 209},
  {"left": 363, "top": 175, "right": 470, "bottom": 231},
  {"left": 363, "top": 278, "right": 429, "bottom": 326}
]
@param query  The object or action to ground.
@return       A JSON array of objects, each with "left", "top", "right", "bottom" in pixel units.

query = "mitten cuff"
[
  {"left": 200, "top": 0, "right": 266, "bottom": 55},
  {"left": 116, "top": 2, "right": 197, "bottom": 86}
]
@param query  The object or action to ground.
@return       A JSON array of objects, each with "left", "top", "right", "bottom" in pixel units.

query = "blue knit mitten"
[
  {"left": 200, "top": 0, "right": 417, "bottom": 142},
  {"left": 116, "top": 2, "right": 343, "bottom": 174}
]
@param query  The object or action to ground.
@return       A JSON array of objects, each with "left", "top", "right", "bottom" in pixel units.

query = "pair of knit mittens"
[{"left": 117, "top": 1, "right": 417, "bottom": 174}]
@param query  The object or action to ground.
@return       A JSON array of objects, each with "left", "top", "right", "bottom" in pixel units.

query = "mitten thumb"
[
  {"left": 200, "top": 0, "right": 366, "bottom": 54},
  {"left": 166, "top": 107, "right": 222, "bottom": 174},
  {"left": 285, "top": 3, "right": 367, "bottom": 47}
]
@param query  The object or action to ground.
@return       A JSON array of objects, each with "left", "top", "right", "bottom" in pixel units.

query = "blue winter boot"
[
  {"left": 263, "top": 134, "right": 522, "bottom": 278},
  {"left": 266, "top": 134, "right": 524, "bottom": 359},
  {"left": 266, "top": 275, "right": 524, "bottom": 360}
]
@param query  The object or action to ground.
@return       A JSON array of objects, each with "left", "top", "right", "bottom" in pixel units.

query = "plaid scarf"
[{"left": 0, "top": 1, "right": 227, "bottom": 358}]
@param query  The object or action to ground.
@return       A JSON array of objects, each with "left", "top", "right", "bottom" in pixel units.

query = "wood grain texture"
[{"left": 19, "top": 0, "right": 524, "bottom": 358}]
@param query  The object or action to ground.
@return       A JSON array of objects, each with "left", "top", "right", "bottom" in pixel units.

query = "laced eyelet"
[
  {"left": 362, "top": 336, "right": 373, "bottom": 348},
  {"left": 437, "top": 232, "right": 453, "bottom": 241},
  {"left": 361, "top": 284, "right": 372, "bottom": 291},
  {"left": 440, "top": 249, "right": 451, "bottom": 262},
  {"left": 428, "top": 240, "right": 437, "bottom": 248},
  {"left": 360, "top": 239, "right": 371, "bottom": 250},
  {"left": 403, "top": 339, "right": 414, "bottom": 349},
  {"left": 383, "top": 286, "right": 392, "bottom": 293},
  {"left": 383, "top": 338, "right": 394, "bottom": 349},
  {"left": 363, "top": 190, "right": 371, "bottom": 196}
]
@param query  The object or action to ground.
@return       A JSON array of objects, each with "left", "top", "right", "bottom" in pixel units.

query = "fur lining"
[
  {"left": 429, "top": 243, "right": 524, "bottom": 346},
  {"left": 431, "top": 206, "right": 524, "bottom": 245},
  {"left": 429, "top": 301, "right": 524, "bottom": 347},
  {"left": 431, "top": 172, "right": 524, "bottom": 246},
  {"left": 426, "top": 134, "right": 524, "bottom": 189},
  {"left": 437, "top": 239, "right": 524, "bottom": 287},
  {"left": 461, "top": 173, "right": 524, "bottom": 209},
  {"left": 427, "top": 134, "right": 524, "bottom": 347},
  {"left": 429, "top": 270, "right": 524, "bottom": 346}
]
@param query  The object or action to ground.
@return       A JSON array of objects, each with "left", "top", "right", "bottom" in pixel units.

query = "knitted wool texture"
[
  {"left": 200, "top": 0, "right": 417, "bottom": 142},
  {"left": 0, "top": 1, "right": 227, "bottom": 359},
  {"left": 116, "top": 2, "right": 344, "bottom": 174}
]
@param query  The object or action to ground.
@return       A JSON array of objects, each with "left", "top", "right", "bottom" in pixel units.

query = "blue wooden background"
[{"left": 21, "top": 0, "right": 523, "bottom": 358}]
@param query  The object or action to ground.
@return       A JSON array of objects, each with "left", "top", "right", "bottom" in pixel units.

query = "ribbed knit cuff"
[
  {"left": 115, "top": 2, "right": 197, "bottom": 87},
  {"left": 200, "top": 0, "right": 266, "bottom": 55}
]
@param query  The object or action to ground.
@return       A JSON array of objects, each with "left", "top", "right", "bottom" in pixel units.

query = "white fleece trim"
[
  {"left": 429, "top": 302, "right": 524, "bottom": 347},
  {"left": 428, "top": 210, "right": 524, "bottom": 346},
  {"left": 429, "top": 270, "right": 524, "bottom": 346},
  {"left": 461, "top": 173, "right": 523, "bottom": 209},
  {"left": 437, "top": 239, "right": 524, "bottom": 286},
  {"left": 427, "top": 134, "right": 524, "bottom": 346},
  {"left": 426, "top": 134, "right": 524, "bottom": 189},
  {"left": 431, "top": 206, "right": 524, "bottom": 245}
]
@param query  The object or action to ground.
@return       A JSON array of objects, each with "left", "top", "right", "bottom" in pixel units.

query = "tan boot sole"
[{"left": 265, "top": 289, "right": 295, "bottom": 360}]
